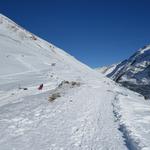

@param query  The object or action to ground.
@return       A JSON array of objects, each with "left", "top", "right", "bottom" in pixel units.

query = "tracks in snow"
[{"left": 0, "top": 79, "right": 128, "bottom": 150}]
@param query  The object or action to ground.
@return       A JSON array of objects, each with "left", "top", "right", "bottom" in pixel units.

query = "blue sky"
[{"left": 0, "top": 0, "right": 150, "bottom": 68}]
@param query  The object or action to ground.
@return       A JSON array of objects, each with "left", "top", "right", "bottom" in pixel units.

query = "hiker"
[{"left": 38, "top": 84, "right": 43, "bottom": 90}]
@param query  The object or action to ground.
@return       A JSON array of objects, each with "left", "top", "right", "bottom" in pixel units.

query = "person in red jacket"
[{"left": 38, "top": 84, "right": 43, "bottom": 90}]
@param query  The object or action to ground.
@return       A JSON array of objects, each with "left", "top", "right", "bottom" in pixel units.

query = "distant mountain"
[
  {"left": 106, "top": 45, "right": 150, "bottom": 99},
  {"left": 96, "top": 64, "right": 118, "bottom": 76}
]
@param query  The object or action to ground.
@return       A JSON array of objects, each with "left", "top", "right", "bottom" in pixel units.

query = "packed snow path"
[{"left": 0, "top": 72, "right": 127, "bottom": 150}]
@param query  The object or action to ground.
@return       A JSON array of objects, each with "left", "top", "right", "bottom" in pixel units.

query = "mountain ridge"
[{"left": 97, "top": 44, "right": 150, "bottom": 99}]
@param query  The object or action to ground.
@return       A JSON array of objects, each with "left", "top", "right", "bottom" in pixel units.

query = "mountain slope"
[
  {"left": 0, "top": 14, "right": 127, "bottom": 150},
  {"left": 0, "top": 14, "right": 150, "bottom": 150},
  {"left": 107, "top": 45, "right": 150, "bottom": 99},
  {"left": 0, "top": 14, "right": 90, "bottom": 76}
]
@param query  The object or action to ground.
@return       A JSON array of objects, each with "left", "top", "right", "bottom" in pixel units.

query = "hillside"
[{"left": 0, "top": 14, "right": 150, "bottom": 150}]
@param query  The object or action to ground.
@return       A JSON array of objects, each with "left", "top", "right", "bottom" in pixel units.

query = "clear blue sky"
[{"left": 0, "top": 0, "right": 150, "bottom": 68}]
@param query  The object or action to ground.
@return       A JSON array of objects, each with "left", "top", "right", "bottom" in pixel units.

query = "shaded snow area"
[{"left": 0, "top": 14, "right": 150, "bottom": 150}]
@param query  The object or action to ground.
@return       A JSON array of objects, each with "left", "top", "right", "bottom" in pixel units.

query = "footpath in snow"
[{"left": 0, "top": 70, "right": 128, "bottom": 150}]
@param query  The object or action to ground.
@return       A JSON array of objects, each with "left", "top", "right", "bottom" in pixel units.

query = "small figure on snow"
[{"left": 38, "top": 84, "right": 43, "bottom": 90}]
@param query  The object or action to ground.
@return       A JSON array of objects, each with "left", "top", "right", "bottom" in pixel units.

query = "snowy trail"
[
  {"left": 0, "top": 79, "right": 127, "bottom": 150},
  {"left": 65, "top": 85, "right": 127, "bottom": 150}
]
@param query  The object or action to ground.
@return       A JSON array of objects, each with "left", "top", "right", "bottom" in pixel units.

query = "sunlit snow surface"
[{"left": 0, "top": 14, "right": 150, "bottom": 150}]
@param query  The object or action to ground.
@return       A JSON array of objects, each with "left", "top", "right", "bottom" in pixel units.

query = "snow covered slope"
[
  {"left": 0, "top": 14, "right": 91, "bottom": 76},
  {"left": 0, "top": 14, "right": 150, "bottom": 150},
  {"left": 107, "top": 45, "right": 150, "bottom": 99}
]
